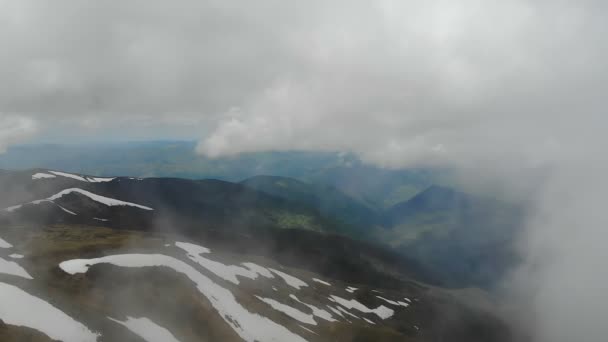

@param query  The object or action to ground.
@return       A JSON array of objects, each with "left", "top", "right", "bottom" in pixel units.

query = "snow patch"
[
  {"left": 256, "top": 296, "right": 316, "bottom": 325},
  {"left": 32, "top": 172, "right": 56, "bottom": 179},
  {"left": 363, "top": 317, "right": 376, "bottom": 325},
  {"left": 87, "top": 177, "right": 115, "bottom": 183},
  {"left": 57, "top": 204, "right": 77, "bottom": 215},
  {"left": 176, "top": 242, "right": 271, "bottom": 285},
  {"left": 36, "top": 171, "right": 115, "bottom": 183},
  {"left": 5, "top": 188, "right": 153, "bottom": 212},
  {"left": 108, "top": 316, "right": 180, "bottom": 342},
  {"left": 175, "top": 241, "right": 210, "bottom": 255},
  {"left": 336, "top": 306, "right": 359, "bottom": 320},
  {"left": 44, "top": 188, "right": 152, "bottom": 210},
  {"left": 0, "top": 237, "right": 12, "bottom": 248},
  {"left": 376, "top": 296, "right": 410, "bottom": 307},
  {"left": 59, "top": 254, "right": 306, "bottom": 342},
  {"left": 93, "top": 218, "right": 109, "bottom": 222},
  {"left": 4, "top": 204, "right": 22, "bottom": 212},
  {"left": 298, "top": 325, "right": 318, "bottom": 335},
  {"left": 0, "top": 282, "right": 99, "bottom": 342},
  {"left": 242, "top": 262, "right": 274, "bottom": 279},
  {"left": 346, "top": 286, "right": 358, "bottom": 293},
  {"left": 289, "top": 294, "right": 336, "bottom": 322},
  {"left": 9, "top": 254, "right": 24, "bottom": 259},
  {"left": 329, "top": 295, "right": 394, "bottom": 319},
  {"left": 0, "top": 257, "right": 32, "bottom": 279},
  {"left": 327, "top": 306, "right": 345, "bottom": 319},
  {"left": 312, "top": 278, "right": 331, "bottom": 286},
  {"left": 49, "top": 171, "right": 89, "bottom": 182},
  {"left": 270, "top": 268, "right": 308, "bottom": 290}
]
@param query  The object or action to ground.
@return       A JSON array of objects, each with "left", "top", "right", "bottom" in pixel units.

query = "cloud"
[
  {"left": 0, "top": 115, "right": 37, "bottom": 152},
  {"left": 192, "top": 0, "right": 606, "bottom": 170},
  {"left": 0, "top": 0, "right": 602, "bottom": 161}
]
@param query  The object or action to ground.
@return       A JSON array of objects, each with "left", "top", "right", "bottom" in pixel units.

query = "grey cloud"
[{"left": 0, "top": 115, "right": 37, "bottom": 152}]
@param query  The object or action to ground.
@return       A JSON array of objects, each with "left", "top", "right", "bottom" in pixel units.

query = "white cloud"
[{"left": 0, "top": 115, "right": 37, "bottom": 152}]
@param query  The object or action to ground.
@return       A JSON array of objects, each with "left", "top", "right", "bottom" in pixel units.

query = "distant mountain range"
[
  {"left": 0, "top": 141, "right": 442, "bottom": 209},
  {"left": 0, "top": 167, "right": 523, "bottom": 289},
  {"left": 0, "top": 168, "right": 513, "bottom": 341},
  {"left": 242, "top": 176, "right": 523, "bottom": 288}
]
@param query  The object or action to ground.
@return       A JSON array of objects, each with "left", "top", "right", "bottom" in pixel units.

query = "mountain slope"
[
  {"left": 305, "top": 165, "right": 439, "bottom": 210},
  {"left": 1, "top": 169, "right": 523, "bottom": 289},
  {"left": 0, "top": 142, "right": 444, "bottom": 209},
  {"left": 0, "top": 223, "right": 512, "bottom": 342},
  {"left": 379, "top": 186, "right": 524, "bottom": 287},
  {"left": 0, "top": 169, "right": 515, "bottom": 341},
  {"left": 0, "top": 170, "right": 342, "bottom": 236},
  {"left": 241, "top": 175, "right": 382, "bottom": 232}
]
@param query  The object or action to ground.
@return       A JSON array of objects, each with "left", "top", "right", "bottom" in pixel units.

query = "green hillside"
[{"left": 241, "top": 175, "right": 382, "bottom": 232}]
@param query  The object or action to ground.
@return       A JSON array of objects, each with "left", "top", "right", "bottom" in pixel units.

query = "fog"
[{"left": 0, "top": 1, "right": 607, "bottom": 340}]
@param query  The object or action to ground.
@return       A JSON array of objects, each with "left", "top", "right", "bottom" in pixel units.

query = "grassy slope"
[{"left": 241, "top": 175, "right": 382, "bottom": 231}]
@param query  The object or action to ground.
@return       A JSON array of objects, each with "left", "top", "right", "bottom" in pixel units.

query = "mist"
[{"left": 0, "top": 1, "right": 607, "bottom": 341}]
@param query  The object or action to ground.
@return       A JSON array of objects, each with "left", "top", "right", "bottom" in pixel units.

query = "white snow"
[
  {"left": 87, "top": 177, "right": 115, "bottom": 183},
  {"left": 327, "top": 306, "right": 345, "bottom": 319},
  {"left": 59, "top": 254, "right": 306, "bottom": 342},
  {"left": 32, "top": 172, "right": 56, "bottom": 179},
  {"left": 376, "top": 296, "right": 410, "bottom": 307},
  {"left": 108, "top": 316, "right": 180, "bottom": 342},
  {"left": 363, "top": 317, "right": 376, "bottom": 325},
  {"left": 0, "top": 282, "right": 99, "bottom": 342},
  {"left": 298, "top": 325, "right": 318, "bottom": 335},
  {"left": 45, "top": 188, "right": 152, "bottom": 210},
  {"left": 404, "top": 297, "right": 412, "bottom": 303},
  {"left": 175, "top": 242, "right": 272, "bottom": 285},
  {"left": 93, "top": 218, "right": 109, "bottom": 222},
  {"left": 0, "top": 237, "right": 12, "bottom": 248},
  {"left": 289, "top": 294, "right": 336, "bottom": 322},
  {"left": 336, "top": 306, "right": 359, "bottom": 319},
  {"left": 175, "top": 241, "right": 210, "bottom": 255},
  {"left": 256, "top": 296, "right": 316, "bottom": 325},
  {"left": 270, "top": 268, "right": 308, "bottom": 290},
  {"left": 329, "top": 295, "right": 394, "bottom": 319},
  {"left": 242, "top": 262, "right": 274, "bottom": 279},
  {"left": 9, "top": 254, "right": 24, "bottom": 259},
  {"left": 0, "top": 257, "right": 32, "bottom": 279},
  {"left": 312, "top": 278, "right": 331, "bottom": 286},
  {"left": 4, "top": 204, "right": 22, "bottom": 212},
  {"left": 57, "top": 204, "right": 77, "bottom": 215},
  {"left": 49, "top": 171, "right": 89, "bottom": 182},
  {"left": 346, "top": 286, "right": 358, "bottom": 293},
  {"left": 5, "top": 188, "right": 153, "bottom": 212},
  {"left": 40, "top": 171, "right": 115, "bottom": 183}
]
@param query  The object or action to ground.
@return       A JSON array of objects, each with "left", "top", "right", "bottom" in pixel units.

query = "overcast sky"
[
  {"left": 1, "top": 1, "right": 608, "bottom": 341},
  {"left": 0, "top": 0, "right": 604, "bottom": 168}
]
